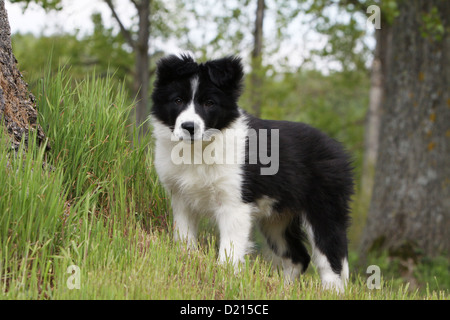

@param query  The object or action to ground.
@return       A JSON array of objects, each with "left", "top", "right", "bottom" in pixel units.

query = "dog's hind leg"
[
  {"left": 259, "top": 215, "right": 311, "bottom": 284},
  {"left": 303, "top": 218, "right": 349, "bottom": 293}
]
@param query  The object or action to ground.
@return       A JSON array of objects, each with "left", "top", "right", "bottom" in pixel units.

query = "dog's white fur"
[{"left": 153, "top": 115, "right": 253, "bottom": 266}]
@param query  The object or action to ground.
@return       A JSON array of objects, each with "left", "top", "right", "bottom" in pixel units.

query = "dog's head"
[{"left": 151, "top": 54, "right": 244, "bottom": 141}]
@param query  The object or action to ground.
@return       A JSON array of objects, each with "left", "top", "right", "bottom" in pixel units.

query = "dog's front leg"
[
  {"left": 171, "top": 196, "right": 199, "bottom": 249},
  {"left": 215, "top": 204, "right": 253, "bottom": 269}
]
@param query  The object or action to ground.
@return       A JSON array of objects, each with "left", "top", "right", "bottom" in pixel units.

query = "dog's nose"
[{"left": 181, "top": 122, "right": 196, "bottom": 135}]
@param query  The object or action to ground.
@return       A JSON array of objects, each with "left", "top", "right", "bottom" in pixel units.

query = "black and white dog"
[{"left": 150, "top": 54, "right": 353, "bottom": 291}]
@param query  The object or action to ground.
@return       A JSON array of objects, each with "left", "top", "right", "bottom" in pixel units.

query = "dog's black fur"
[{"left": 151, "top": 54, "right": 354, "bottom": 289}]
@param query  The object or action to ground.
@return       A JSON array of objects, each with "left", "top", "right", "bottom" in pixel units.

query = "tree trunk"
[
  {"left": 134, "top": 0, "right": 150, "bottom": 141},
  {"left": 360, "top": 25, "right": 392, "bottom": 198},
  {"left": 360, "top": 0, "right": 450, "bottom": 258},
  {"left": 104, "top": 0, "right": 150, "bottom": 141},
  {"left": 250, "top": 0, "right": 264, "bottom": 117},
  {"left": 0, "top": 0, "right": 47, "bottom": 151}
]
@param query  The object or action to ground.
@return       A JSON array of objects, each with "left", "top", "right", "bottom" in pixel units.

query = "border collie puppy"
[{"left": 150, "top": 54, "right": 353, "bottom": 292}]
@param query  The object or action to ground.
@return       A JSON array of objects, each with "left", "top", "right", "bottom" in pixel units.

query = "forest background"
[{"left": 1, "top": 0, "right": 448, "bottom": 299}]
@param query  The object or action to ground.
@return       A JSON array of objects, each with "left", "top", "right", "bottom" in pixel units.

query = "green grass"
[{"left": 0, "top": 68, "right": 448, "bottom": 300}]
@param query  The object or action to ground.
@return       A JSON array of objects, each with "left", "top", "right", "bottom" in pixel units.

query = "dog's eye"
[
  {"left": 204, "top": 100, "right": 215, "bottom": 108},
  {"left": 174, "top": 97, "right": 183, "bottom": 105}
]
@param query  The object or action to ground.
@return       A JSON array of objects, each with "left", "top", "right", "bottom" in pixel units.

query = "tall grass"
[
  {"left": 0, "top": 129, "right": 65, "bottom": 297},
  {"left": 0, "top": 68, "right": 168, "bottom": 298},
  {"left": 0, "top": 68, "right": 447, "bottom": 300},
  {"left": 37, "top": 68, "right": 167, "bottom": 224}
]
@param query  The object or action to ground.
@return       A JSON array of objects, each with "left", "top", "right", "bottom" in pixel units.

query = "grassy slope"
[{"left": 0, "top": 70, "right": 448, "bottom": 300}]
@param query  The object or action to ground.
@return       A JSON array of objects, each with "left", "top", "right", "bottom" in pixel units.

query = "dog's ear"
[
  {"left": 204, "top": 56, "right": 244, "bottom": 98},
  {"left": 155, "top": 54, "right": 198, "bottom": 86}
]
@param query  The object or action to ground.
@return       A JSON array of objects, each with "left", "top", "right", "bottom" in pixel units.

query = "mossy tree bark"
[
  {"left": 0, "top": 0, "right": 47, "bottom": 151},
  {"left": 360, "top": 0, "right": 450, "bottom": 258}
]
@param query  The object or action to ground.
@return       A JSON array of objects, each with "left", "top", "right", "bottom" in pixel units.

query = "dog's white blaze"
[
  {"left": 190, "top": 76, "right": 199, "bottom": 99},
  {"left": 172, "top": 76, "right": 205, "bottom": 140}
]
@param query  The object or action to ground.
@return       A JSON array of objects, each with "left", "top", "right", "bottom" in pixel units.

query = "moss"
[
  {"left": 368, "top": 235, "right": 386, "bottom": 255},
  {"left": 388, "top": 240, "right": 422, "bottom": 263}
]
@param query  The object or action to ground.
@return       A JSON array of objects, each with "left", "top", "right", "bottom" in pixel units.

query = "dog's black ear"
[
  {"left": 155, "top": 54, "right": 198, "bottom": 86},
  {"left": 204, "top": 56, "right": 244, "bottom": 97}
]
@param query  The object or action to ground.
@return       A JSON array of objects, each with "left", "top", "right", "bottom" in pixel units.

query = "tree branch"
[
  {"left": 103, "top": 0, "right": 136, "bottom": 48},
  {"left": 130, "top": 0, "right": 139, "bottom": 10}
]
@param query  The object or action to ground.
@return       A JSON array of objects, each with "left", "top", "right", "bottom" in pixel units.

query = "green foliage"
[
  {"left": 9, "top": 0, "right": 62, "bottom": 11},
  {"left": 382, "top": 0, "right": 400, "bottom": 24},
  {"left": 314, "top": 16, "right": 369, "bottom": 72},
  {"left": 12, "top": 33, "right": 86, "bottom": 84},
  {"left": 301, "top": 0, "right": 373, "bottom": 72},
  {"left": 150, "top": 0, "right": 189, "bottom": 41},
  {"left": 297, "top": 0, "right": 401, "bottom": 71},
  {"left": 416, "top": 256, "right": 450, "bottom": 293},
  {"left": 12, "top": 20, "right": 134, "bottom": 97},
  {"left": 420, "top": 6, "right": 446, "bottom": 42},
  {"left": 358, "top": 249, "right": 450, "bottom": 294},
  {"left": 87, "top": 13, "right": 134, "bottom": 85}
]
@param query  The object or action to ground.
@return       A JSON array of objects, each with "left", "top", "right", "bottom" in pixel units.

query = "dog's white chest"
[{"left": 154, "top": 142, "right": 243, "bottom": 214}]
